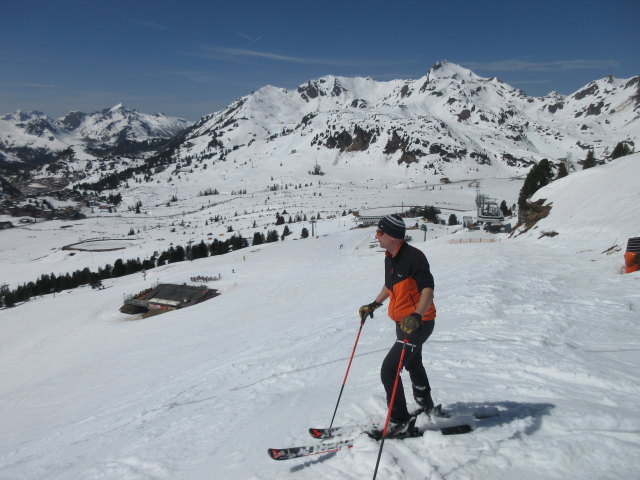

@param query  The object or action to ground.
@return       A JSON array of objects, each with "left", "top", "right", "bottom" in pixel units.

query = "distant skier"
[{"left": 359, "top": 214, "right": 436, "bottom": 437}]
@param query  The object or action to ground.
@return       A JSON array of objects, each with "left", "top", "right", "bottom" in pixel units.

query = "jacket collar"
[{"left": 384, "top": 240, "right": 405, "bottom": 258}]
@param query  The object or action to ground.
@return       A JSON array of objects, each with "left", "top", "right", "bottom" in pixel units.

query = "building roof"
[{"left": 146, "top": 283, "right": 211, "bottom": 305}]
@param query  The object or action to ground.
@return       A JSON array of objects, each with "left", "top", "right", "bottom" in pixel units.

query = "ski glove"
[
  {"left": 400, "top": 313, "right": 422, "bottom": 334},
  {"left": 359, "top": 301, "right": 382, "bottom": 321}
]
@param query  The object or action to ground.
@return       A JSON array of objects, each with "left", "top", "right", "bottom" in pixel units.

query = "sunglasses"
[{"left": 375, "top": 229, "right": 385, "bottom": 237}]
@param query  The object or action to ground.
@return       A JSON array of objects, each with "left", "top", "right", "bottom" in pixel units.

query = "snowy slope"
[
  {"left": 525, "top": 153, "right": 640, "bottom": 251},
  {"left": 1, "top": 155, "right": 639, "bottom": 479}
]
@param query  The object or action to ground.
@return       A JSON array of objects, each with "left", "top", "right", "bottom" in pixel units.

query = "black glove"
[
  {"left": 400, "top": 313, "right": 422, "bottom": 334},
  {"left": 359, "top": 301, "right": 382, "bottom": 321}
]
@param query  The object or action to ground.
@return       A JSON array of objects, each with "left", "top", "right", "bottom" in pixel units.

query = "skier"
[{"left": 359, "top": 214, "right": 436, "bottom": 437}]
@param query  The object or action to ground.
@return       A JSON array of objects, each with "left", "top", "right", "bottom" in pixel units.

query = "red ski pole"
[
  {"left": 329, "top": 318, "right": 366, "bottom": 429},
  {"left": 372, "top": 337, "right": 409, "bottom": 480}
]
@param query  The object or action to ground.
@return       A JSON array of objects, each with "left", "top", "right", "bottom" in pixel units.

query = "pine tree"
[
  {"left": 124, "top": 259, "right": 142, "bottom": 275},
  {"left": 423, "top": 206, "right": 440, "bottom": 223},
  {"left": 169, "top": 245, "right": 186, "bottom": 263},
  {"left": 229, "top": 234, "right": 248, "bottom": 251},
  {"left": 2, "top": 291, "right": 16, "bottom": 308},
  {"left": 611, "top": 141, "right": 632, "bottom": 159},
  {"left": 516, "top": 158, "right": 558, "bottom": 224},
  {"left": 583, "top": 151, "right": 596, "bottom": 169},
  {"left": 518, "top": 159, "right": 554, "bottom": 210},
  {"left": 112, "top": 259, "right": 126, "bottom": 277},
  {"left": 557, "top": 162, "right": 569, "bottom": 179},
  {"left": 499, "top": 200, "right": 511, "bottom": 217},
  {"left": 537, "top": 159, "right": 553, "bottom": 184},
  {"left": 252, "top": 232, "right": 265, "bottom": 245}
]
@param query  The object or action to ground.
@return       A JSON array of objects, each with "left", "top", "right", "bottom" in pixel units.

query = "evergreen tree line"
[
  {"left": 579, "top": 141, "right": 632, "bottom": 171},
  {"left": 251, "top": 226, "right": 296, "bottom": 245},
  {"left": 0, "top": 235, "right": 249, "bottom": 308},
  {"left": 404, "top": 205, "right": 442, "bottom": 223},
  {"left": 0, "top": 223, "right": 315, "bottom": 308}
]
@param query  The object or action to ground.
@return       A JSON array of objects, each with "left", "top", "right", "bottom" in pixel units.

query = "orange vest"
[{"left": 384, "top": 242, "right": 436, "bottom": 322}]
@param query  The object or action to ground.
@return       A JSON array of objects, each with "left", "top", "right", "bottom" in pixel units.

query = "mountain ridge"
[
  {"left": 1, "top": 61, "right": 637, "bottom": 189},
  {"left": 180, "top": 60, "right": 638, "bottom": 181},
  {"left": 0, "top": 105, "right": 191, "bottom": 172}
]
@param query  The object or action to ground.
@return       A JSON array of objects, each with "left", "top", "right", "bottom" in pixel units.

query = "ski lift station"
[
  {"left": 475, "top": 193, "right": 504, "bottom": 224},
  {"left": 353, "top": 184, "right": 511, "bottom": 234},
  {"left": 355, "top": 215, "right": 386, "bottom": 226},
  {"left": 474, "top": 187, "right": 511, "bottom": 233}
]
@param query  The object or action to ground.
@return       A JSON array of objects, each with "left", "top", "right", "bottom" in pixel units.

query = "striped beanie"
[{"left": 378, "top": 214, "right": 406, "bottom": 239}]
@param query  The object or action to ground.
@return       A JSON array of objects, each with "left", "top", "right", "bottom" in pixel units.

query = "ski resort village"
[{"left": 1, "top": 55, "right": 639, "bottom": 480}]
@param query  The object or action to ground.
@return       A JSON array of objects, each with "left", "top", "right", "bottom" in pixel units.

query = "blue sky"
[{"left": 1, "top": 0, "right": 638, "bottom": 121}]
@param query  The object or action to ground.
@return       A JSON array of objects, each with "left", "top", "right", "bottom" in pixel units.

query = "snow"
[
  {"left": 528, "top": 156, "right": 640, "bottom": 250},
  {"left": 0, "top": 105, "right": 189, "bottom": 164},
  {"left": 1, "top": 154, "right": 640, "bottom": 479}
]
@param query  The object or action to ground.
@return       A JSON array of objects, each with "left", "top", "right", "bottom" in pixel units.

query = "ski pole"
[
  {"left": 372, "top": 337, "right": 409, "bottom": 480},
  {"left": 329, "top": 318, "right": 366, "bottom": 429}
]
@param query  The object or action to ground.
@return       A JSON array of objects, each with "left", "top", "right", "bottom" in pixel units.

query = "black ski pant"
[{"left": 380, "top": 320, "right": 435, "bottom": 423}]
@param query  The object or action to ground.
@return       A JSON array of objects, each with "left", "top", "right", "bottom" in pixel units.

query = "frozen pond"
[{"left": 63, "top": 239, "right": 138, "bottom": 251}]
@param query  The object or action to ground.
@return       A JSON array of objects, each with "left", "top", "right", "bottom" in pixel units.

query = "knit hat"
[{"left": 378, "top": 214, "right": 406, "bottom": 239}]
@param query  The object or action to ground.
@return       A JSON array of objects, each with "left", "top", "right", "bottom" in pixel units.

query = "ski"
[
  {"left": 268, "top": 420, "right": 470, "bottom": 461},
  {"left": 268, "top": 405, "right": 499, "bottom": 461},
  {"left": 309, "top": 404, "right": 497, "bottom": 439},
  {"left": 268, "top": 439, "right": 354, "bottom": 460},
  {"left": 309, "top": 416, "right": 472, "bottom": 441}
]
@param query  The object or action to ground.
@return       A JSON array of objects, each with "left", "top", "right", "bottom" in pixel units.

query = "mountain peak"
[
  {"left": 2, "top": 110, "right": 47, "bottom": 122},
  {"left": 58, "top": 111, "right": 86, "bottom": 130},
  {"left": 99, "top": 103, "right": 128, "bottom": 116},
  {"left": 428, "top": 60, "right": 478, "bottom": 80}
]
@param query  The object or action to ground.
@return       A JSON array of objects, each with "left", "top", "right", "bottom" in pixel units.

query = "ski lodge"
[{"left": 123, "top": 283, "right": 219, "bottom": 313}]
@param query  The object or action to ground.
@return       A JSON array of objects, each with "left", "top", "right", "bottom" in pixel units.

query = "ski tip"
[
  {"left": 440, "top": 424, "right": 473, "bottom": 435},
  {"left": 267, "top": 448, "right": 285, "bottom": 460}
]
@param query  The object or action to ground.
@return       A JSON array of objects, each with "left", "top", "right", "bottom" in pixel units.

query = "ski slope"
[{"left": 1, "top": 155, "right": 639, "bottom": 479}]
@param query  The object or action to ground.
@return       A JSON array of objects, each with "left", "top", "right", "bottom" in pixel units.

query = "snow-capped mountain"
[
  {"left": 56, "top": 104, "right": 190, "bottom": 143},
  {"left": 1, "top": 61, "right": 638, "bottom": 191},
  {"left": 179, "top": 61, "right": 638, "bottom": 181},
  {"left": 0, "top": 104, "right": 191, "bottom": 168}
]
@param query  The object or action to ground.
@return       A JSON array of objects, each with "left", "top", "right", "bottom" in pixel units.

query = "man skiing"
[{"left": 359, "top": 214, "right": 436, "bottom": 437}]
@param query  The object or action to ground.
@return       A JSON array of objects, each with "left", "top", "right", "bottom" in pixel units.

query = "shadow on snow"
[{"left": 286, "top": 400, "right": 555, "bottom": 471}]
